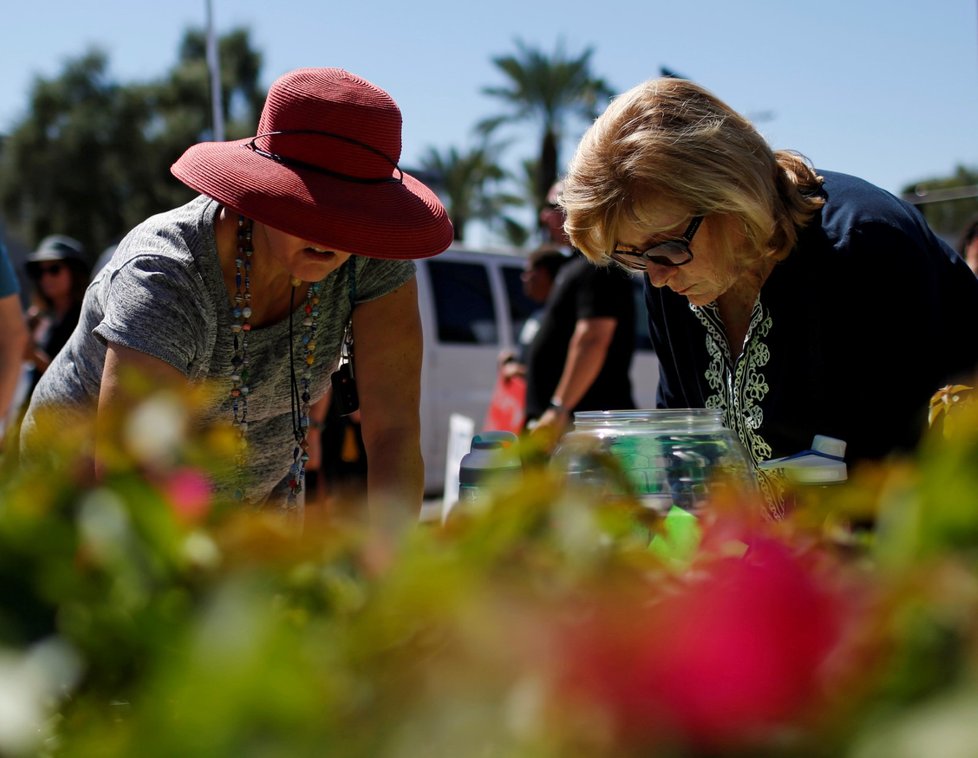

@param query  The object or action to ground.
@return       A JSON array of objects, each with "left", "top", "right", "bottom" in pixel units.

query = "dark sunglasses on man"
[{"left": 611, "top": 215, "right": 703, "bottom": 271}]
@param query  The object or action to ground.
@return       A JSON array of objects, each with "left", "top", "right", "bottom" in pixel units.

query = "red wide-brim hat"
[{"left": 171, "top": 68, "right": 453, "bottom": 260}]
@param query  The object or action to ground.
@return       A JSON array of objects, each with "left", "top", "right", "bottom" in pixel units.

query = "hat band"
[{"left": 244, "top": 130, "right": 403, "bottom": 185}]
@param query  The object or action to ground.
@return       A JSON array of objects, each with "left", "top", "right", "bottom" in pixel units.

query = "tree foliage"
[
  {"left": 477, "top": 38, "right": 613, "bottom": 222},
  {"left": 418, "top": 141, "right": 524, "bottom": 243},
  {"left": 0, "top": 29, "right": 263, "bottom": 261},
  {"left": 901, "top": 165, "right": 978, "bottom": 246}
]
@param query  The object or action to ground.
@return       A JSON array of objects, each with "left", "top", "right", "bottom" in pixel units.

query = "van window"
[
  {"left": 428, "top": 260, "right": 498, "bottom": 344},
  {"left": 501, "top": 264, "right": 538, "bottom": 344}
]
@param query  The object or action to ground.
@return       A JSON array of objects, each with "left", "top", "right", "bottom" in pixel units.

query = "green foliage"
[
  {"left": 418, "top": 141, "right": 522, "bottom": 242},
  {"left": 900, "top": 164, "right": 978, "bottom": 243},
  {"left": 478, "top": 38, "right": 614, "bottom": 216},
  {"left": 4, "top": 392, "right": 978, "bottom": 756},
  {"left": 0, "top": 28, "right": 263, "bottom": 259}
]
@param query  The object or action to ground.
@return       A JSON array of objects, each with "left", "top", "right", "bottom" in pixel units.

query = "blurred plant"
[
  {"left": 3, "top": 385, "right": 978, "bottom": 756},
  {"left": 928, "top": 383, "right": 974, "bottom": 439}
]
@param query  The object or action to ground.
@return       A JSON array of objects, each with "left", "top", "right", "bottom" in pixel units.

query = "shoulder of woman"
[{"left": 351, "top": 255, "right": 415, "bottom": 283}]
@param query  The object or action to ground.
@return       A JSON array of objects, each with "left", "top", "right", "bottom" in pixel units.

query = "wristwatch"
[{"left": 547, "top": 397, "right": 566, "bottom": 414}]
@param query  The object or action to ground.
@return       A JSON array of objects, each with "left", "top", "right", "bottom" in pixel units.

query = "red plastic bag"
[{"left": 482, "top": 371, "right": 526, "bottom": 433}]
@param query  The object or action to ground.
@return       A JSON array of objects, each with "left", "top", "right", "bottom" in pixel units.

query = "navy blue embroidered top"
[{"left": 646, "top": 170, "right": 978, "bottom": 490}]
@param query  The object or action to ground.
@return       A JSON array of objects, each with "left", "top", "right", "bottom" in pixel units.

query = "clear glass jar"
[{"left": 552, "top": 409, "right": 756, "bottom": 514}]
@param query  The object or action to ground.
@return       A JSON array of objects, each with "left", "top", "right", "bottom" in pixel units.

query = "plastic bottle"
[
  {"left": 757, "top": 434, "right": 848, "bottom": 485},
  {"left": 456, "top": 431, "right": 522, "bottom": 509},
  {"left": 758, "top": 435, "right": 849, "bottom": 520}
]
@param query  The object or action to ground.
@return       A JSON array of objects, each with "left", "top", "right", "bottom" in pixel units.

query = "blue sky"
[{"left": 3, "top": 0, "right": 976, "bottom": 238}]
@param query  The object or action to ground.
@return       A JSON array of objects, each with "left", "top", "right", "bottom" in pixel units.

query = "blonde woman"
[{"left": 562, "top": 77, "right": 978, "bottom": 514}]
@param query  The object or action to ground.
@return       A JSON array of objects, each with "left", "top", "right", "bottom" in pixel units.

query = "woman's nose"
[{"left": 645, "top": 262, "right": 677, "bottom": 288}]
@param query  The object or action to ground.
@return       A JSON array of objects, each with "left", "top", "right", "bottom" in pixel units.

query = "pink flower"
[
  {"left": 553, "top": 537, "right": 845, "bottom": 749},
  {"left": 163, "top": 468, "right": 213, "bottom": 524}
]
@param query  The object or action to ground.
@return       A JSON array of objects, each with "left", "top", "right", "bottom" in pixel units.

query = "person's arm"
[
  {"left": 306, "top": 389, "right": 331, "bottom": 474},
  {"left": 0, "top": 292, "right": 28, "bottom": 424},
  {"left": 350, "top": 275, "right": 424, "bottom": 529},
  {"left": 530, "top": 316, "right": 617, "bottom": 446},
  {"left": 26, "top": 336, "right": 53, "bottom": 375},
  {"left": 96, "top": 343, "right": 189, "bottom": 478}
]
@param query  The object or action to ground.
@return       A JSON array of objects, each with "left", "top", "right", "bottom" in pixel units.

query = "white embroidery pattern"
[{"left": 692, "top": 299, "right": 785, "bottom": 518}]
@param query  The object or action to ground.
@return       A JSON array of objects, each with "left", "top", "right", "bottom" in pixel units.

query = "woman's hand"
[{"left": 529, "top": 405, "right": 571, "bottom": 453}]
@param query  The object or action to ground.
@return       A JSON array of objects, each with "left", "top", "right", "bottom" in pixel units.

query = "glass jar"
[{"left": 552, "top": 409, "right": 756, "bottom": 514}]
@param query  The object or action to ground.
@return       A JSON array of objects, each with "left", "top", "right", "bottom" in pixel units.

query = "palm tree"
[
  {"left": 418, "top": 141, "right": 523, "bottom": 243},
  {"left": 478, "top": 39, "right": 613, "bottom": 223}
]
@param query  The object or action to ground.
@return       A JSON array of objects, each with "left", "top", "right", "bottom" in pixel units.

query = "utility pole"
[{"left": 205, "top": 0, "right": 225, "bottom": 141}]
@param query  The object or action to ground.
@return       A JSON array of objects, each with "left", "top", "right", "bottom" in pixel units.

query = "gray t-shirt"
[{"left": 21, "top": 195, "right": 415, "bottom": 506}]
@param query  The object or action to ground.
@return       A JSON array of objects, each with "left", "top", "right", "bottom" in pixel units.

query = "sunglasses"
[
  {"left": 610, "top": 216, "right": 704, "bottom": 271},
  {"left": 31, "top": 262, "right": 66, "bottom": 278}
]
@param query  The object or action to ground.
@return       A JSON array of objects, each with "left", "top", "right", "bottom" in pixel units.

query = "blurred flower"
[
  {"left": 0, "top": 640, "right": 80, "bottom": 756},
  {"left": 163, "top": 467, "right": 213, "bottom": 525},
  {"left": 552, "top": 536, "right": 846, "bottom": 750},
  {"left": 77, "top": 488, "right": 132, "bottom": 564},
  {"left": 124, "top": 391, "right": 189, "bottom": 468},
  {"left": 927, "top": 384, "right": 974, "bottom": 436}
]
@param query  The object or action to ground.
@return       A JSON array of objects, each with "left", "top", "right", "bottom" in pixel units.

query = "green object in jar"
[{"left": 648, "top": 505, "right": 702, "bottom": 569}]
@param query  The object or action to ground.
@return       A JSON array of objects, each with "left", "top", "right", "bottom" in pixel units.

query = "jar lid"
[{"left": 572, "top": 408, "right": 725, "bottom": 429}]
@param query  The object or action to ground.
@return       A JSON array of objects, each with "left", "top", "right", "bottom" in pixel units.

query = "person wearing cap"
[
  {"left": 22, "top": 235, "right": 91, "bottom": 398},
  {"left": 0, "top": 241, "right": 29, "bottom": 442},
  {"left": 561, "top": 76, "right": 978, "bottom": 516},
  {"left": 20, "top": 68, "right": 453, "bottom": 523}
]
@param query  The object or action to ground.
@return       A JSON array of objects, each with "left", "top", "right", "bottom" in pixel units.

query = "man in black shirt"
[{"left": 524, "top": 183, "right": 637, "bottom": 443}]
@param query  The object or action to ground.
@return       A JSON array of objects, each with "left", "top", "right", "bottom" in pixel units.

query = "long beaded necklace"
[{"left": 230, "top": 215, "right": 323, "bottom": 506}]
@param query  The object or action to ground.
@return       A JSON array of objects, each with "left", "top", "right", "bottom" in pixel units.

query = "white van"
[{"left": 414, "top": 244, "right": 660, "bottom": 496}]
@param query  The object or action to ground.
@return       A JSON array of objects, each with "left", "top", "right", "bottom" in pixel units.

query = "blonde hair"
[{"left": 562, "top": 77, "right": 825, "bottom": 264}]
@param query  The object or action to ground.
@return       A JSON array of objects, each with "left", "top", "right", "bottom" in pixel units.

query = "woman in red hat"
[{"left": 20, "top": 68, "right": 453, "bottom": 524}]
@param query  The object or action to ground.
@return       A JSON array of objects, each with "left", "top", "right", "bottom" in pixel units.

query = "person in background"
[
  {"left": 0, "top": 241, "right": 29, "bottom": 445},
  {"left": 498, "top": 245, "right": 570, "bottom": 381},
  {"left": 23, "top": 235, "right": 91, "bottom": 398},
  {"left": 20, "top": 68, "right": 453, "bottom": 527},
  {"left": 523, "top": 181, "right": 637, "bottom": 444},
  {"left": 561, "top": 76, "right": 978, "bottom": 516},
  {"left": 957, "top": 214, "right": 978, "bottom": 275}
]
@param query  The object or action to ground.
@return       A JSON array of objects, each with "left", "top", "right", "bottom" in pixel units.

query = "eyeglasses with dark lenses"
[
  {"left": 33, "top": 262, "right": 65, "bottom": 278},
  {"left": 611, "top": 216, "right": 704, "bottom": 271}
]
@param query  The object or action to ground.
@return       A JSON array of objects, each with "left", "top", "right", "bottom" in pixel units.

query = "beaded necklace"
[{"left": 230, "top": 215, "right": 323, "bottom": 506}]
